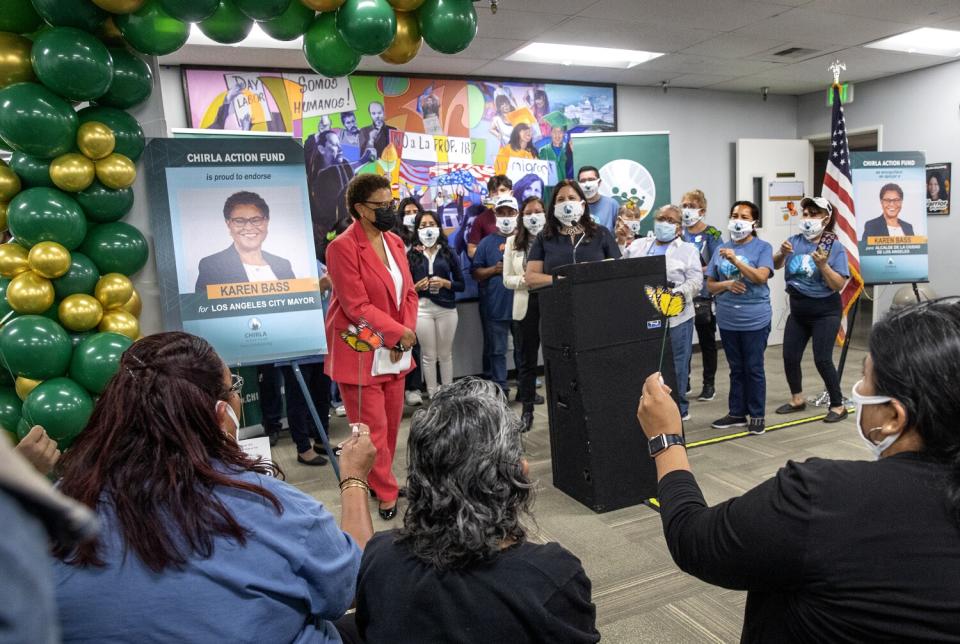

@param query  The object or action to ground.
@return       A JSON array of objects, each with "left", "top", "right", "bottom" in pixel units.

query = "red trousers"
[{"left": 339, "top": 377, "right": 405, "bottom": 503}]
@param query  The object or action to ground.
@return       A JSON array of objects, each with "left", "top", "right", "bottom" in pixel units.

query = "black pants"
[
  {"left": 783, "top": 291, "right": 843, "bottom": 407},
  {"left": 689, "top": 298, "right": 717, "bottom": 388},
  {"left": 405, "top": 343, "right": 423, "bottom": 392},
  {"left": 257, "top": 365, "right": 284, "bottom": 433},
  {"left": 512, "top": 292, "right": 541, "bottom": 407},
  {"left": 281, "top": 363, "right": 331, "bottom": 454}
]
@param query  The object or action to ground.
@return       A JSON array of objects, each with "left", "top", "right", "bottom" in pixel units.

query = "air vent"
[{"left": 772, "top": 47, "right": 819, "bottom": 59}]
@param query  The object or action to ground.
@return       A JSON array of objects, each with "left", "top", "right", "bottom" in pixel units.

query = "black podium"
[{"left": 539, "top": 256, "right": 678, "bottom": 513}]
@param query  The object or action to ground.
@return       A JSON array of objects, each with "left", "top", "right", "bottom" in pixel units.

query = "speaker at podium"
[{"left": 539, "top": 255, "right": 680, "bottom": 513}]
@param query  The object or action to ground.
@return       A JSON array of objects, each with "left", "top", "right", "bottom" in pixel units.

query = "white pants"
[{"left": 416, "top": 299, "right": 459, "bottom": 397}]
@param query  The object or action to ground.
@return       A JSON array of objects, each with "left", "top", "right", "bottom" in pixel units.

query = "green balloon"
[
  {"left": 68, "top": 330, "right": 94, "bottom": 348},
  {"left": 0, "top": 0, "right": 43, "bottom": 34},
  {"left": 0, "top": 278, "right": 12, "bottom": 320},
  {"left": 0, "top": 367, "right": 13, "bottom": 388},
  {"left": 9, "top": 152, "right": 53, "bottom": 188},
  {"left": 97, "top": 48, "right": 153, "bottom": 110},
  {"left": 115, "top": 0, "right": 189, "bottom": 57},
  {"left": 0, "top": 82, "right": 79, "bottom": 158},
  {"left": 77, "top": 106, "right": 144, "bottom": 161},
  {"left": 158, "top": 0, "right": 219, "bottom": 22},
  {"left": 0, "top": 315, "right": 73, "bottom": 380},
  {"left": 22, "top": 377, "right": 93, "bottom": 450},
  {"left": 31, "top": 0, "right": 108, "bottom": 32},
  {"left": 69, "top": 332, "right": 132, "bottom": 394},
  {"left": 8, "top": 187, "right": 87, "bottom": 249},
  {"left": 336, "top": 0, "right": 396, "bottom": 55},
  {"left": 31, "top": 27, "right": 114, "bottom": 102},
  {"left": 259, "top": 0, "right": 313, "bottom": 40},
  {"left": 0, "top": 387, "right": 22, "bottom": 434},
  {"left": 76, "top": 180, "right": 134, "bottom": 223},
  {"left": 79, "top": 222, "right": 148, "bottom": 275},
  {"left": 234, "top": 0, "right": 290, "bottom": 21},
  {"left": 52, "top": 252, "right": 100, "bottom": 300},
  {"left": 15, "top": 417, "right": 30, "bottom": 442},
  {"left": 199, "top": 0, "right": 253, "bottom": 44},
  {"left": 417, "top": 0, "right": 476, "bottom": 54},
  {"left": 303, "top": 13, "right": 360, "bottom": 78}
]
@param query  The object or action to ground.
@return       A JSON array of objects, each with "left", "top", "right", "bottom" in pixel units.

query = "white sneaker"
[
  {"left": 405, "top": 390, "right": 423, "bottom": 406},
  {"left": 681, "top": 412, "right": 691, "bottom": 421},
  {"left": 536, "top": 377, "right": 544, "bottom": 388},
  {"left": 334, "top": 405, "right": 346, "bottom": 417}
]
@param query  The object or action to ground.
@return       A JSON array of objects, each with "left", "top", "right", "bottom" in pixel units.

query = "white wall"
[{"left": 797, "top": 59, "right": 960, "bottom": 319}]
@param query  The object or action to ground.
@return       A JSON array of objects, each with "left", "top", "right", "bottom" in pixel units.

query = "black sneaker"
[
  {"left": 697, "top": 385, "right": 716, "bottom": 402},
  {"left": 711, "top": 414, "right": 747, "bottom": 429},
  {"left": 267, "top": 432, "right": 279, "bottom": 447},
  {"left": 748, "top": 418, "right": 766, "bottom": 435}
]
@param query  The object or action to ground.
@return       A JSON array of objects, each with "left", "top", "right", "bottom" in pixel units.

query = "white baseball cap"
[
  {"left": 495, "top": 195, "right": 519, "bottom": 212},
  {"left": 799, "top": 196, "right": 834, "bottom": 214}
]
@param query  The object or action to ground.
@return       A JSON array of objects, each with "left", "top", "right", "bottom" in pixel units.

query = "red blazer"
[{"left": 324, "top": 221, "right": 419, "bottom": 385}]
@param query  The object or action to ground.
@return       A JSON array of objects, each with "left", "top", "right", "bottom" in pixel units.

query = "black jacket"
[
  {"left": 195, "top": 244, "right": 295, "bottom": 294},
  {"left": 862, "top": 215, "right": 915, "bottom": 238}
]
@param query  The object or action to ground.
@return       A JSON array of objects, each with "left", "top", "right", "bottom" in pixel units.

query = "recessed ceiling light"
[
  {"left": 506, "top": 42, "right": 663, "bottom": 69},
  {"left": 185, "top": 23, "right": 302, "bottom": 50},
  {"left": 865, "top": 27, "right": 960, "bottom": 57}
]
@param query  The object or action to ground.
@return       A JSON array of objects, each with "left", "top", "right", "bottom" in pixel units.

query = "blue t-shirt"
[
  {"left": 682, "top": 225, "right": 723, "bottom": 298},
  {"left": 707, "top": 236, "right": 775, "bottom": 331},
  {"left": 783, "top": 233, "right": 850, "bottom": 299},
  {"left": 54, "top": 468, "right": 361, "bottom": 644},
  {"left": 588, "top": 195, "right": 620, "bottom": 231},
  {"left": 473, "top": 233, "right": 514, "bottom": 322}
]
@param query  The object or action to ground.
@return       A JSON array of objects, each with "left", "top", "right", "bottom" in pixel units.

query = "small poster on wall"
[{"left": 926, "top": 162, "right": 950, "bottom": 216}]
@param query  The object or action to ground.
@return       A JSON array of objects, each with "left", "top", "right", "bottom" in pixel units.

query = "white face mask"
[
  {"left": 217, "top": 401, "right": 240, "bottom": 438},
  {"left": 403, "top": 213, "right": 417, "bottom": 230},
  {"left": 728, "top": 218, "right": 753, "bottom": 241},
  {"left": 418, "top": 226, "right": 439, "bottom": 247},
  {"left": 579, "top": 179, "right": 599, "bottom": 199},
  {"left": 626, "top": 219, "right": 643, "bottom": 235},
  {"left": 682, "top": 208, "right": 703, "bottom": 227},
  {"left": 496, "top": 216, "right": 517, "bottom": 235},
  {"left": 555, "top": 200, "right": 584, "bottom": 226},
  {"left": 654, "top": 220, "right": 678, "bottom": 242},
  {"left": 799, "top": 217, "right": 825, "bottom": 240},
  {"left": 851, "top": 379, "right": 900, "bottom": 459},
  {"left": 523, "top": 212, "right": 545, "bottom": 235}
]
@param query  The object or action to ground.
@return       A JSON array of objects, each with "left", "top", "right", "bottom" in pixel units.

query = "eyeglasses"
[
  {"left": 228, "top": 216, "right": 267, "bottom": 229},
  {"left": 881, "top": 198, "right": 903, "bottom": 205},
  {"left": 228, "top": 374, "right": 244, "bottom": 396},
  {"left": 364, "top": 199, "right": 397, "bottom": 210}
]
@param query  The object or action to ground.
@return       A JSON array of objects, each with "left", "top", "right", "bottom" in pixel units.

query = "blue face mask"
[{"left": 654, "top": 220, "right": 678, "bottom": 242}]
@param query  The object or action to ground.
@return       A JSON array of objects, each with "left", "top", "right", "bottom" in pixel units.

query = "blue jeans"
[
  {"left": 719, "top": 325, "right": 770, "bottom": 419},
  {"left": 483, "top": 318, "right": 511, "bottom": 392},
  {"left": 670, "top": 318, "right": 695, "bottom": 416}
]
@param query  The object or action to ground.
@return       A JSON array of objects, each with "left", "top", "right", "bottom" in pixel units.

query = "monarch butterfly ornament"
[
  {"left": 645, "top": 285, "right": 687, "bottom": 373},
  {"left": 339, "top": 319, "right": 386, "bottom": 426}
]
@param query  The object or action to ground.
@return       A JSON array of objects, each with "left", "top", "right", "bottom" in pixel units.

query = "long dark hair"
[
  {"left": 543, "top": 179, "right": 597, "bottom": 239},
  {"left": 803, "top": 201, "right": 837, "bottom": 233},
  {"left": 394, "top": 196, "right": 423, "bottom": 245},
  {"left": 398, "top": 378, "right": 533, "bottom": 569},
  {"left": 508, "top": 123, "right": 533, "bottom": 153},
  {"left": 54, "top": 332, "right": 282, "bottom": 572},
  {"left": 869, "top": 298, "right": 960, "bottom": 523},
  {"left": 730, "top": 200, "right": 760, "bottom": 238},
  {"left": 407, "top": 210, "right": 454, "bottom": 267},
  {"left": 513, "top": 196, "right": 545, "bottom": 251}
]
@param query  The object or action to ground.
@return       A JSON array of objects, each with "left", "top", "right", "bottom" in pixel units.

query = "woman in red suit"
[{"left": 325, "top": 174, "right": 419, "bottom": 520}]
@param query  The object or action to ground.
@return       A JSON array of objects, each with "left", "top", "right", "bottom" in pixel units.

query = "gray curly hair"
[{"left": 397, "top": 377, "right": 534, "bottom": 569}]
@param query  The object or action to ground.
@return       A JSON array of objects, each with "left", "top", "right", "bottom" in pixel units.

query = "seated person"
[
  {"left": 354, "top": 378, "right": 600, "bottom": 643},
  {"left": 53, "top": 331, "right": 376, "bottom": 643},
  {"left": 637, "top": 297, "right": 960, "bottom": 642}
]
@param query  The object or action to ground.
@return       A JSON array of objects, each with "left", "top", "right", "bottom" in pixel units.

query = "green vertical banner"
[{"left": 571, "top": 131, "right": 671, "bottom": 235}]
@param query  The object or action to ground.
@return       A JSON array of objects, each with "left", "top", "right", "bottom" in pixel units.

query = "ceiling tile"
[
  {"left": 681, "top": 33, "right": 794, "bottom": 58},
  {"left": 498, "top": 0, "right": 599, "bottom": 15},
  {"left": 643, "top": 53, "right": 782, "bottom": 75},
  {"left": 805, "top": 0, "right": 960, "bottom": 25},
  {"left": 667, "top": 73, "right": 742, "bottom": 88},
  {"left": 419, "top": 37, "right": 526, "bottom": 60},
  {"left": 476, "top": 8, "right": 572, "bottom": 40},
  {"left": 534, "top": 17, "right": 719, "bottom": 51},
  {"left": 584, "top": 0, "right": 789, "bottom": 31},
  {"left": 732, "top": 7, "right": 916, "bottom": 45}
]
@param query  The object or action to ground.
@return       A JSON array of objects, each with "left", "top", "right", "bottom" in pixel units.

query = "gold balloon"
[
  {"left": 92, "top": 0, "right": 146, "bottom": 13},
  {"left": 15, "top": 377, "right": 42, "bottom": 401},
  {"left": 50, "top": 153, "right": 96, "bottom": 193},
  {"left": 0, "top": 243, "right": 29, "bottom": 279},
  {"left": 95, "top": 273, "right": 134, "bottom": 310},
  {"left": 380, "top": 10, "right": 422, "bottom": 65},
  {"left": 27, "top": 241, "right": 72, "bottom": 279},
  {"left": 0, "top": 32, "right": 35, "bottom": 90},
  {"left": 7, "top": 271, "right": 55, "bottom": 315},
  {"left": 300, "top": 0, "right": 345, "bottom": 10},
  {"left": 77, "top": 121, "right": 116, "bottom": 160},
  {"left": 95, "top": 153, "right": 136, "bottom": 190},
  {"left": 99, "top": 310, "right": 139, "bottom": 340},
  {"left": 388, "top": 0, "right": 425, "bottom": 10},
  {"left": 59, "top": 294, "right": 104, "bottom": 332},
  {"left": 121, "top": 288, "right": 142, "bottom": 317},
  {"left": 0, "top": 165, "right": 20, "bottom": 202},
  {"left": 0, "top": 202, "right": 7, "bottom": 233}
]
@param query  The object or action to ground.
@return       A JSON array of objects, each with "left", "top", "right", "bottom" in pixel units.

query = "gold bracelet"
[
  {"left": 339, "top": 476, "right": 368, "bottom": 490},
  {"left": 339, "top": 481, "right": 369, "bottom": 494}
]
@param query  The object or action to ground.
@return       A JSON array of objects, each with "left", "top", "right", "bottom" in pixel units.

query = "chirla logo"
[{"left": 248, "top": 318, "right": 262, "bottom": 331}]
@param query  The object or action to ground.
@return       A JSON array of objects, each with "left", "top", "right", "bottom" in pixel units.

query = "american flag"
[{"left": 821, "top": 84, "right": 863, "bottom": 344}]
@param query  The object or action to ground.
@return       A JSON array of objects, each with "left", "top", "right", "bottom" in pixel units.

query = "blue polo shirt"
[
  {"left": 783, "top": 234, "right": 850, "bottom": 299},
  {"left": 473, "top": 233, "right": 514, "bottom": 322},
  {"left": 707, "top": 236, "right": 774, "bottom": 332},
  {"left": 682, "top": 225, "right": 723, "bottom": 298},
  {"left": 588, "top": 195, "right": 620, "bottom": 231}
]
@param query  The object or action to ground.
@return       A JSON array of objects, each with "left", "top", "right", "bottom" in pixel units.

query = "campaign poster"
[
  {"left": 926, "top": 162, "right": 951, "bottom": 216},
  {"left": 143, "top": 138, "right": 326, "bottom": 366},
  {"left": 851, "top": 151, "right": 929, "bottom": 284}
]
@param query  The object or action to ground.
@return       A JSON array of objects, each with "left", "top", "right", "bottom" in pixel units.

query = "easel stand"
[{"left": 280, "top": 359, "right": 340, "bottom": 480}]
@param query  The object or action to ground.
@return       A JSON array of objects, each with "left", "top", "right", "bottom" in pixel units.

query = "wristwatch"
[{"left": 648, "top": 433, "right": 685, "bottom": 458}]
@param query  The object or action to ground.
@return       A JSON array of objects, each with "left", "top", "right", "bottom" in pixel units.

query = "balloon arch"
[{"left": 0, "top": 0, "right": 480, "bottom": 448}]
